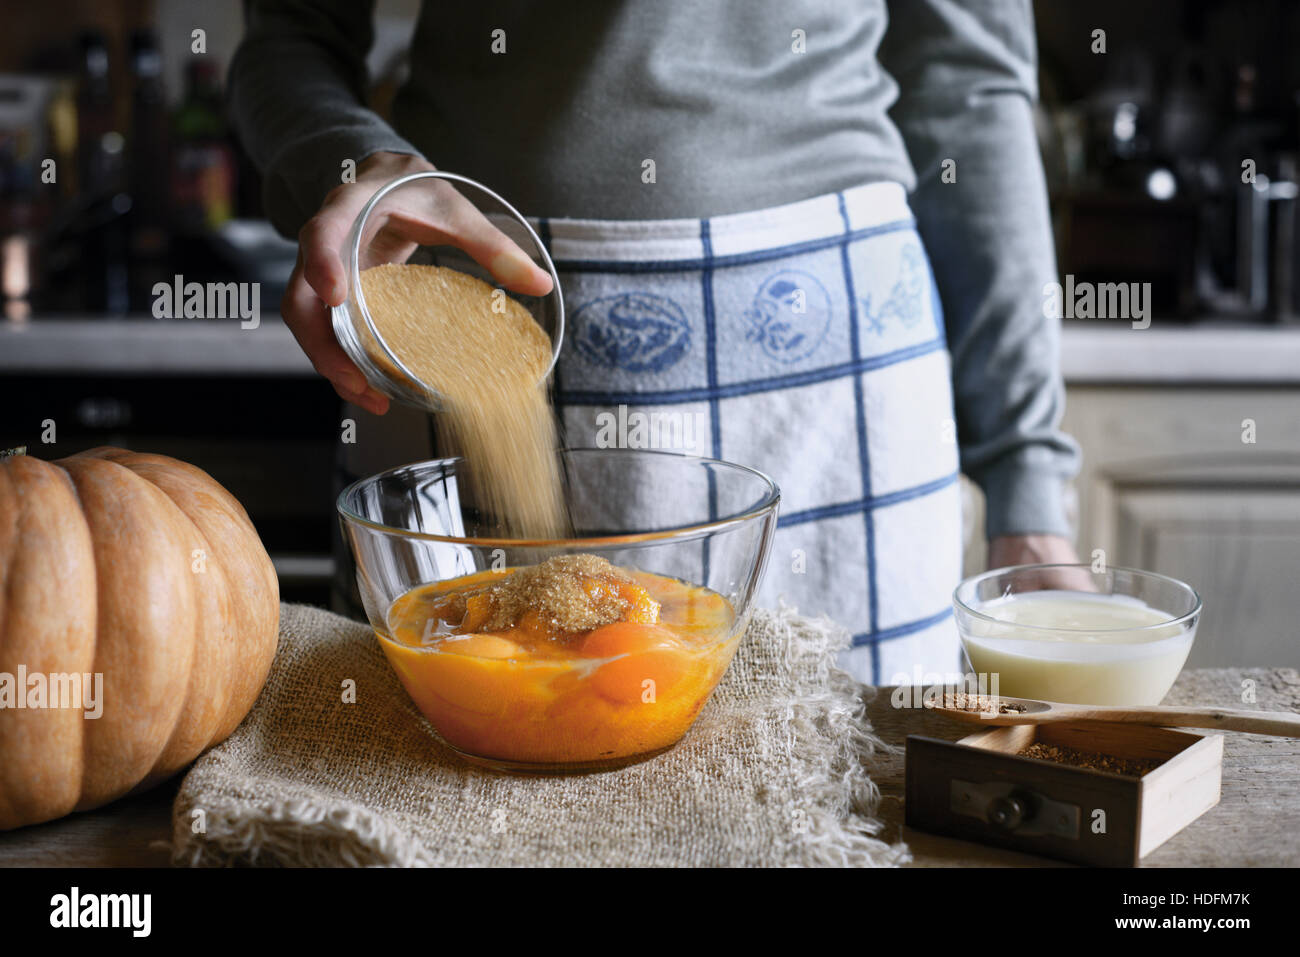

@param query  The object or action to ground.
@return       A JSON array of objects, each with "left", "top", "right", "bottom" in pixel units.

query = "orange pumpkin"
[{"left": 0, "top": 447, "right": 279, "bottom": 829}]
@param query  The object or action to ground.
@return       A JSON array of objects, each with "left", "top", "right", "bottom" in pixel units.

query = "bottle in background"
[
  {"left": 75, "top": 30, "right": 119, "bottom": 198},
  {"left": 75, "top": 30, "right": 129, "bottom": 314},
  {"left": 171, "top": 60, "right": 235, "bottom": 234},
  {"left": 127, "top": 28, "right": 170, "bottom": 311}
]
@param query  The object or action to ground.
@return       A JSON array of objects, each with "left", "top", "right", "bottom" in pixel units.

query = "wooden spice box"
[{"left": 904, "top": 722, "right": 1223, "bottom": 866}]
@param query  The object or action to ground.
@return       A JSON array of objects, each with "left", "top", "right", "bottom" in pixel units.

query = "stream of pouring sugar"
[{"left": 359, "top": 263, "right": 570, "bottom": 539}]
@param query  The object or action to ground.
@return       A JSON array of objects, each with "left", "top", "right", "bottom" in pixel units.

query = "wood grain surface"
[
  {"left": 0, "top": 779, "right": 177, "bottom": 867},
  {"left": 0, "top": 668, "right": 1296, "bottom": 867}
]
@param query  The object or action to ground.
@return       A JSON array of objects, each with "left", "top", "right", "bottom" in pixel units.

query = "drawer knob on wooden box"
[
  {"left": 952, "top": 780, "right": 1081, "bottom": 839},
  {"left": 988, "top": 794, "right": 1026, "bottom": 831}
]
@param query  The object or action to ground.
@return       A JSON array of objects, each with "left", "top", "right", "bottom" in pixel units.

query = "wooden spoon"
[{"left": 926, "top": 689, "right": 1300, "bottom": 738}]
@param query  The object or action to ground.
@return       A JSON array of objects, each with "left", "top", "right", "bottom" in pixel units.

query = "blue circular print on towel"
[
  {"left": 571, "top": 292, "right": 692, "bottom": 373},
  {"left": 743, "top": 269, "right": 832, "bottom": 363}
]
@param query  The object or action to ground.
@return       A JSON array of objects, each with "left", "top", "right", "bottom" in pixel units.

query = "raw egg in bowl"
[{"left": 338, "top": 448, "right": 779, "bottom": 772}]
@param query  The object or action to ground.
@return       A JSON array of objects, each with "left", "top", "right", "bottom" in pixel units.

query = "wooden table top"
[{"left": 2, "top": 667, "right": 1296, "bottom": 867}]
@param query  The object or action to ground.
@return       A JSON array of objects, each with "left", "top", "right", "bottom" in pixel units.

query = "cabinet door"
[
  {"left": 1115, "top": 488, "right": 1300, "bottom": 668},
  {"left": 1064, "top": 387, "right": 1300, "bottom": 669}
]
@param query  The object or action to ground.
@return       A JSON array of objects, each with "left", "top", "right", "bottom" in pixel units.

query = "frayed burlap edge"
[
  {"left": 172, "top": 798, "right": 437, "bottom": 868},
  {"left": 170, "top": 602, "right": 910, "bottom": 867},
  {"left": 762, "top": 603, "right": 911, "bottom": 867}
]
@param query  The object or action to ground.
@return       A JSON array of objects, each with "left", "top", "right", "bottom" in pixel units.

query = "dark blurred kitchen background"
[
  {"left": 1, "top": 1, "right": 1297, "bottom": 664},
  {"left": 1037, "top": 1, "right": 1300, "bottom": 321}
]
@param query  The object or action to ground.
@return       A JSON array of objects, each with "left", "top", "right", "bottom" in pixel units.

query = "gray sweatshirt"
[{"left": 229, "top": 0, "right": 1080, "bottom": 539}]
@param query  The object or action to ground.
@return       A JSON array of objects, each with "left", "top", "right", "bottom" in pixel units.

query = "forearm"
[
  {"left": 229, "top": 0, "right": 421, "bottom": 237},
  {"left": 913, "top": 103, "right": 1079, "bottom": 538},
  {"left": 883, "top": 0, "right": 1080, "bottom": 539}
]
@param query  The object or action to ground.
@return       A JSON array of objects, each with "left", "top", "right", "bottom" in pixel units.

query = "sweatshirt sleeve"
[
  {"left": 880, "top": 0, "right": 1081, "bottom": 539},
  {"left": 228, "top": 0, "right": 424, "bottom": 238}
]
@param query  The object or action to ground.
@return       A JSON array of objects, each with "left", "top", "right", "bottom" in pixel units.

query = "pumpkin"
[{"left": 0, "top": 447, "right": 279, "bottom": 829}]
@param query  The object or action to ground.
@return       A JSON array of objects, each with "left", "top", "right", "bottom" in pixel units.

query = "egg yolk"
[{"left": 377, "top": 564, "right": 737, "bottom": 767}]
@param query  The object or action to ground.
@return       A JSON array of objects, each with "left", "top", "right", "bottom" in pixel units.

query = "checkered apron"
[{"left": 538, "top": 182, "right": 964, "bottom": 685}]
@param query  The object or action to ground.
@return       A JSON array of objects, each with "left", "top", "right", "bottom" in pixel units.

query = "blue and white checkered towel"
[{"left": 541, "top": 182, "right": 964, "bottom": 685}]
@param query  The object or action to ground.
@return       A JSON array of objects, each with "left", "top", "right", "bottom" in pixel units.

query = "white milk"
[{"left": 961, "top": 591, "right": 1193, "bottom": 705}]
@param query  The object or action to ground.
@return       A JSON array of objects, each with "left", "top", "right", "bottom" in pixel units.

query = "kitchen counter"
[
  {"left": 1059, "top": 320, "right": 1300, "bottom": 384},
  {"left": 0, "top": 316, "right": 313, "bottom": 376},
  {"left": 3, "top": 316, "right": 1299, "bottom": 382},
  {"left": 2, "top": 666, "right": 1295, "bottom": 867}
]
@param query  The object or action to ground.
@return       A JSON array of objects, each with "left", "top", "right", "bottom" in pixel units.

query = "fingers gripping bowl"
[{"left": 338, "top": 449, "right": 780, "bottom": 772}]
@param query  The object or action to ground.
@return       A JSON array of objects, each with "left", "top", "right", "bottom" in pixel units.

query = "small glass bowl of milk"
[{"left": 953, "top": 565, "right": 1201, "bottom": 706}]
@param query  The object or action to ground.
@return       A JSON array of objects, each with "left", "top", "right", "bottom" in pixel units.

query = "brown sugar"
[
  {"left": 1019, "top": 742, "right": 1162, "bottom": 777},
  {"left": 359, "top": 263, "right": 569, "bottom": 539},
  {"left": 935, "top": 692, "right": 1029, "bottom": 715},
  {"left": 444, "top": 555, "right": 652, "bottom": 641}
]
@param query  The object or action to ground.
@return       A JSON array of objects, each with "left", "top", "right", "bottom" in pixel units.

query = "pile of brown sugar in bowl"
[
  {"left": 443, "top": 555, "right": 652, "bottom": 641},
  {"left": 359, "top": 262, "right": 569, "bottom": 539}
]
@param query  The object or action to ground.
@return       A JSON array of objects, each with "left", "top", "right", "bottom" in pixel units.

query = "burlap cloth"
[{"left": 170, "top": 603, "right": 909, "bottom": 867}]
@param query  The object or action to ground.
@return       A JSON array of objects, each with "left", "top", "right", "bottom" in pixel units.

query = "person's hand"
[
  {"left": 987, "top": 530, "right": 1102, "bottom": 590},
  {"left": 987, "top": 533, "right": 1078, "bottom": 569},
  {"left": 283, "top": 151, "right": 555, "bottom": 414},
  {"left": 988, "top": 534, "right": 1097, "bottom": 590}
]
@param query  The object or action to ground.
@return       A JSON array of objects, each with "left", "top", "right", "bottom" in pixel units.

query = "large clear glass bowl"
[
  {"left": 953, "top": 564, "right": 1201, "bottom": 706},
  {"left": 338, "top": 448, "right": 779, "bottom": 772}
]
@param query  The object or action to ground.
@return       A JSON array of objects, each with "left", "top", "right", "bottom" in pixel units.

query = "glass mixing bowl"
[
  {"left": 331, "top": 170, "right": 564, "bottom": 410},
  {"left": 338, "top": 448, "right": 779, "bottom": 772},
  {"left": 953, "top": 564, "right": 1201, "bottom": 706}
]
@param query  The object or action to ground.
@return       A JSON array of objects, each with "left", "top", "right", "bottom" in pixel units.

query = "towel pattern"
[{"left": 542, "top": 182, "right": 964, "bottom": 684}]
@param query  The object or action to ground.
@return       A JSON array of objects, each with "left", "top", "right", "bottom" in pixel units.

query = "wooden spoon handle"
[{"left": 1061, "top": 705, "right": 1300, "bottom": 737}]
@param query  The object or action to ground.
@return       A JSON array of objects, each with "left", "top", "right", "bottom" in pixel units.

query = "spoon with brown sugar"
[{"left": 925, "top": 689, "right": 1300, "bottom": 737}]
